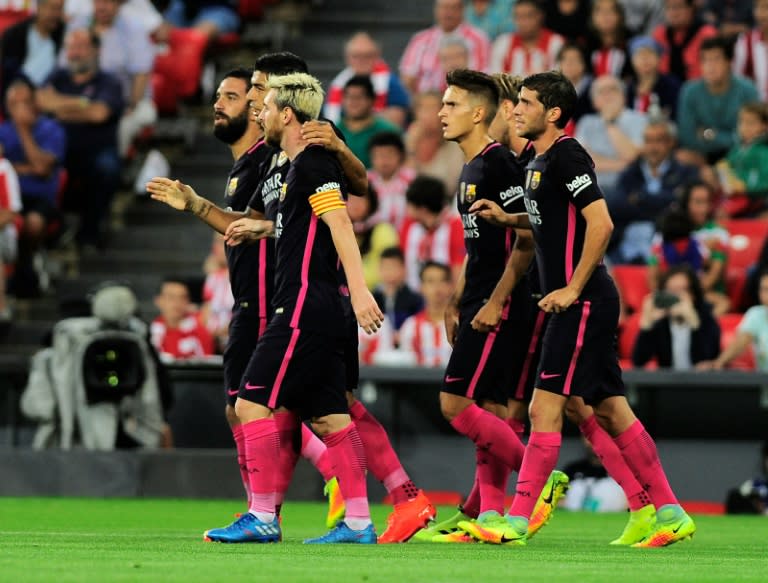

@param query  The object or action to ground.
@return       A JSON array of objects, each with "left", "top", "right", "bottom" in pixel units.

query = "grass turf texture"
[{"left": 1, "top": 499, "right": 767, "bottom": 583}]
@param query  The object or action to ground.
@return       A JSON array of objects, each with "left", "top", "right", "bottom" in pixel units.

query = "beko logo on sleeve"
[{"left": 565, "top": 174, "right": 592, "bottom": 197}]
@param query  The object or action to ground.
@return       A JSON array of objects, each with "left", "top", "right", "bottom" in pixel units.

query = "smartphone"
[{"left": 653, "top": 290, "right": 680, "bottom": 309}]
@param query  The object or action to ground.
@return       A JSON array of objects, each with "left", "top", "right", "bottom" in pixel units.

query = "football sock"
[
  {"left": 450, "top": 404, "right": 525, "bottom": 470},
  {"left": 614, "top": 420, "right": 679, "bottom": 508},
  {"left": 579, "top": 415, "right": 651, "bottom": 511},
  {"left": 242, "top": 417, "right": 278, "bottom": 522},
  {"left": 507, "top": 431, "right": 561, "bottom": 520},
  {"left": 323, "top": 422, "right": 371, "bottom": 527},
  {"left": 300, "top": 424, "right": 335, "bottom": 482},
  {"left": 478, "top": 447, "right": 509, "bottom": 514},
  {"left": 462, "top": 466, "right": 481, "bottom": 519},
  {"left": 274, "top": 412, "right": 300, "bottom": 507},
  {"left": 507, "top": 418, "right": 526, "bottom": 439},
  {"left": 349, "top": 400, "right": 417, "bottom": 504},
  {"left": 231, "top": 424, "right": 251, "bottom": 505}
]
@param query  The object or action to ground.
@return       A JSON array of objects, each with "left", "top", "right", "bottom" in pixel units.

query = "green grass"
[{"left": 1, "top": 498, "right": 767, "bottom": 583}]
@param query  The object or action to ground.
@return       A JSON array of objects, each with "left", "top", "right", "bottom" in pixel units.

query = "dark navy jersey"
[
  {"left": 457, "top": 142, "right": 527, "bottom": 308},
  {"left": 223, "top": 139, "right": 273, "bottom": 309},
  {"left": 523, "top": 136, "right": 618, "bottom": 299},
  {"left": 248, "top": 145, "right": 289, "bottom": 222},
  {"left": 270, "top": 145, "right": 348, "bottom": 334}
]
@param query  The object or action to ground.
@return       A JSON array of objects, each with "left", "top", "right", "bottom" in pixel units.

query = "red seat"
[
  {"left": 725, "top": 267, "right": 748, "bottom": 312},
  {"left": 618, "top": 311, "right": 642, "bottom": 361},
  {"left": 611, "top": 265, "right": 651, "bottom": 314},
  {"left": 0, "top": 9, "right": 29, "bottom": 34},
  {"left": 153, "top": 28, "right": 209, "bottom": 101},
  {"left": 718, "top": 313, "right": 756, "bottom": 370},
  {"left": 239, "top": 0, "right": 271, "bottom": 20},
  {"left": 151, "top": 72, "right": 178, "bottom": 116},
  {"left": 721, "top": 219, "right": 768, "bottom": 271}
]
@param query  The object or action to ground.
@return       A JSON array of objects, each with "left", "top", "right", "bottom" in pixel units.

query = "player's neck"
[
  {"left": 281, "top": 124, "right": 305, "bottom": 161},
  {"left": 458, "top": 130, "right": 493, "bottom": 161},
  {"left": 231, "top": 129, "right": 264, "bottom": 161},
  {"left": 532, "top": 127, "right": 564, "bottom": 156}
]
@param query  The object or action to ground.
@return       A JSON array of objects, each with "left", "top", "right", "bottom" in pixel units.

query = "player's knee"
[
  {"left": 527, "top": 402, "right": 563, "bottom": 432},
  {"left": 234, "top": 398, "right": 268, "bottom": 423},
  {"left": 439, "top": 392, "right": 468, "bottom": 421},
  {"left": 564, "top": 399, "right": 589, "bottom": 425},
  {"left": 224, "top": 404, "right": 239, "bottom": 427}
]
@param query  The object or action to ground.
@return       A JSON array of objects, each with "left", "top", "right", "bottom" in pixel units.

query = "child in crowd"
[
  {"left": 372, "top": 246, "right": 423, "bottom": 332},
  {"left": 0, "top": 157, "right": 21, "bottom": 321},
  {"left": 151, "top": 276, "right": 214, "bottom": 361},
  {"left": 367, "top": 131, "right": 415, "bottom": 231}
]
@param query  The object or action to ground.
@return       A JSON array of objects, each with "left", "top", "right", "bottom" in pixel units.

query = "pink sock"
[
  {"left": 274, "top": 412, "right": 300, "bottom": 507},
  {"left": 579, "top": 415, "right": 651, "bottom": 511},
  {"left": 323, "top": 423, "right": 370, "bottom": 522},
  {"left": 614, "top": 420, "right": 678, "bottom": 508},
  {"left": 242, "top": 417, "right": 279, "bottom": 516},
  {"left": 301, "top": 424, "right": 334, "bottom": 482},
  {"left": 478, "top": 448, "right": 509, "bottom": 514},
  {"left": 450, "top": 404, "right": 525, "bottom": 470},
  {"left": 462, "top": 463, "right": 481, "bottom": 519},
  {"left": 231, "top": 425, "right": 250, "bottom": 505},
  {"left": 349, "top": 400, "right": 417, "bottom": 504},
  {"left": 508, "top": 432, "right": 561, "bottom": 519},
  {"left": 507, "top": 418, "right": 526, "bottom": 439}
]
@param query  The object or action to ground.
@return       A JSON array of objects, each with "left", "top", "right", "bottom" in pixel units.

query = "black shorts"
[
  {"left": 222, "top": 302, "right": 267, "bottom": 406},
  {"left": 344, "top": 315, "right": 359, "bottom": 393},
  {"left": 238, "top": 324, "right": 347, "bottom": 418},
  {"left": 441, "top": 299, "right": 531, "bottom": 405},
  {"left": 509, "top": 307, "right": 548, "bottom": 403},
  {"left": 535, "top": 297, "right": 624, "bottom": 405}
]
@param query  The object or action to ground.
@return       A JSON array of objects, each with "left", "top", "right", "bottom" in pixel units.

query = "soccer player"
[
  {"left": 205, "top": 72, "right": 383, "bottom": 544},
  {"left": 470, "top": 70, "right": 695, "bottom": 547}
]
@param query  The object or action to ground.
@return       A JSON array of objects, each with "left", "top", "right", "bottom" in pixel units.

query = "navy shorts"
[
  {"left": 222, "top": 303, "right": 267, "bottom": 406},
  {"left": 344, "top": 315, "right": 359, "bottom": 393},
  {"left": 238, "top": 324, "right": 348, "bottom": 418},
  {"left": 535, "top": 297, "right": 625, "bottom": 405},
  {"left": 441, "top": 299, "right": 531, "bottom": 405},
  {"left": 508, "top": 305, "right": 548, "bottom": 403}
]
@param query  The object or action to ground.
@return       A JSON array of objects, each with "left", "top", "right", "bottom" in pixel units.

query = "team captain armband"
[{"left": 308, "top": 185, "right": 346, "bottom": 216}]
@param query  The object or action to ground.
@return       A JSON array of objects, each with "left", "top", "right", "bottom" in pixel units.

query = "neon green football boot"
[
  {"left": 323, "top": 477, "right": 345, "bottom": 529},
  {"left": 412, "top": 507, "right": 471, "bottom": 542},
  {"left": 610, "top": 504, "right": 656, "bottom": 545},
  {"left": 528, "top": 470, "right": 570, "bottom": 538},
  {"left": 459, "top": 511, "right": 527, "bottom": 546},
  {"left": 632, "top": 504, "right": 696, "bottom": 548}
]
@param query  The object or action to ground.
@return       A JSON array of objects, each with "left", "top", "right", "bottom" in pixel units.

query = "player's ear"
[
  {"left": 473, "top": 105, "right": 484, "bottom": 124},
  {"left": 547, "top": 106, "right": 562, "bottom": 125}
]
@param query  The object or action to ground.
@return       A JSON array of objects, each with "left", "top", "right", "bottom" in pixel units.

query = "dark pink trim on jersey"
[
  {"left": 563, "top": 301, "right": 591, "bottom": 396},
  {"left": 466, "top": 329, "right": 498, "bottom": 400},
  {"left": 247, "top": 139, "right": 265, "bottom": 154},
  {"left": 290, "top": 214, "right": 318, "bottom": 328},
  {"left": 505, "top": 227, "right": 513, "bottom": 258},
  {"left": 258, "top": 239, "right": 267, "bottom": 322},
  {"left": 268, "top": 328, "right": 301, "bottom": 409},
  {"left": 480, "top": 142, "right": 501, "bottom": 156},
  {"left": 515, "top": 309, "right": 546, "bottom": 400},
  {"left": 565, "top": 202, "right": 577, "bottom": 283}
]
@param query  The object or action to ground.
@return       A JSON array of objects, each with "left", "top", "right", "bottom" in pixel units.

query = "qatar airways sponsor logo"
[
  {"left": 461, "top": 213, "right": 479, "bottom": 238},
  {"left": 565, "top": 174, "right": 592, "bottom": 197},
  {"left": 274, "top": 213, "right": 284, "bottom": 239},
  {"left": 524, "top": 197, "right": 542, "bottom": 225},
  {"left": 261, "top": 173, "right": 283, "bottom": 206}
]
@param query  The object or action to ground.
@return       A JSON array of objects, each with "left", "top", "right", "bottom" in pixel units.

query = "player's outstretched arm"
[
  {"left": 224, "top": 218, "right": 275, "bottom": 246},
  {"left": 469, "top": 199, "right": 531, "bottom": 229},
  {"left": 301, "top": 121, "right": 368, "bottom": 196},
  {"left": 147, "top": 177, "right": 262, "bottom": 235},
  {"left": 321, "top": 208, "right": 384, "bottom": 335}
]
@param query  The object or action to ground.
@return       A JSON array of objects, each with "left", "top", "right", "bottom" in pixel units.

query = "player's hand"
[
  {"left": 444, "top": 303, "right": 459, "bottom": 346},
  {"left": 538, "top": 286, "right": 579, "bottom": 313},
  {"left": 301, "top": 120, "right": 341, "bottom": 152},
  {"left": 147, "top": 177, "right": 197, "bottom": 212},
  {"left": 471, "top": 299, "right": 503, "bottom": 332},
  {"left": 351, "top": 289, "right": 385, "bottom": 335},
  {"left": 224, "top": 218, "right": 274, "bottom": 246},
  {"left": 469, "top": 199, "right": 509, "bottom": 227}
]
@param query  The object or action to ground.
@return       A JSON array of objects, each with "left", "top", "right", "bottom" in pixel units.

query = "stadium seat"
[
  {"left": 725, "top": 267, "right": 748, "bottom": 312},
  {"left": 718, "top": 313, "right": 756, "bottom": 371},
  {"left": 618, "top": 311, "right": 642, "bottom": 362},
  {"left": 0, "top": 9, "right": 29, "bottom": 34},
  {"left": 151, "top": 72, "right": 178, "bottom": 116},
  {"left": 153, "top": 28, "right": 208, "bottom": 101},
  {"left": 721, "top": 219, "right": 768, "bottom": 271},
  {"left": 239, "top": 0, "right": 272, "bottom": 21},
  {"left": 611, "top": 265, "right": 650, "bottom": 314}
]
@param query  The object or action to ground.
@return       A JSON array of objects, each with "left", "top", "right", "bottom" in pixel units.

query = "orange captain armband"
[{"left": 308, "top": 188, "right": 346, "bottom": 217}]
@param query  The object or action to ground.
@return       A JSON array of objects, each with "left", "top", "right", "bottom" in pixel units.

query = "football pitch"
[{"left": 2, "top": 498, "right": 767, "bottom": 583}]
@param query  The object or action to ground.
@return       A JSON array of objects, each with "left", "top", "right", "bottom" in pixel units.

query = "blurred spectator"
[
  {"left": 337, "top": 75, "right": 402, "bottom": 169},
  {"left": 625, "top": 35, "right": 681, "bottom": 120},
  {"left": 436, "top": 34, "right": 471, "bottom": 90},
  {"left": 400, "top": 174, "right": 464, "bottom": 291},
  {"left": 702, "top": 0, "right": 754, "bottom": 37},
  {"left": 648, "top": 208, "right": 707, "bottom": 283},
  {"left": 0, "top": 0, "right": 65, "bottom": 93},
  {"left": 372, "top": 246, "right": 423, "bottom": 332},
  {"left": 543, "top": 0, "right": 591, "bottom": 43},
  {"left": 575, "top": 74, "right": 647, "bottom": 198},
  {"left": 66, "top": 0, "right": 168, "bottom": 40},
  {"left": 367, "top": 131, "right": 415, "bottom": 231},
  {"left": 405, "top": 91, "right": 464, "bottom": 198},
  {"left": 400, "top": 0, "right": 490, "bottom": 94},
  {"left": 677, "top": 36, "right": 759, "bottom": 166},
  {"left": 36, "top": 28, "right": 123, "bottom": 249},
  {"left": 200, "top": 233, "right": 233, "bottom": 353},
  {"left": 586, "top": 0, "right": 632, "bottom": 79},
  {"left": 69, "top": 0, "right": 156, "bottom": 159},
  {"left": 733, "top": 0, "right": 768, "bottom": 101},
  {"left": 490, "top": 0, "right": 564, "bottom": 76},
  {"left": 562, "top": 437, "right": 628, "bottom": 512},
  {"left": 151, "top": 276, "right": 214, "bottom": 360},
  {"left": 163, "top": 0, "right": 240, "bottom": 40},
  {"left": 0, "top": 78, "right": 66, "bottom": 297},
  {"left": 464, "top": 0, "right": 515, "bottom": 41},
  {"left": 348, "top": 184, "right": 399, "bottom": 290},
  {"left": 716, "top": 102, "right": 768, "bottom": 217},
  {"left": 723, "top": 441, "right": 768, "bottom": 515},
  {"left": 610, "top": 118, "right": 698, "bottom": 264},
  {"left": 556, "top": 43, "right": 594, "bottom": 134},
  {"left": 357, "top": 313, "right": 396, "bottom": 365},
  {"left": 0, "top": 158, "right": 21, "bottom": 319},
  {"left": 622, "top": 0, "right": 665, "bottom": 36},
  {"left": 652, "top": 0, "right": 717, "bottom": 82},
  {"left": 324, "top": 32, "right": 410, "bottom": 128},
  {"left": 633, "top": 264, "right": 721, "bottom": 369}
]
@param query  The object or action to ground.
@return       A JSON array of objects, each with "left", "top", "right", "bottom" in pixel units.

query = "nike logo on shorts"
[
  {"left": 444, "top": 376, "right": 465, "bottom": 383},
  {"left": 227, "top": 389, "right": 239, "bottom": 396},
  {"left": 540, "top": 372, "right": 561, "bottom": 380},
  {"left": 244, "top": 382, "right": 267, "bottom": 390}
]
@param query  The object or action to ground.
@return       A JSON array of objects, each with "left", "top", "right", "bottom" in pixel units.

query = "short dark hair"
[
  {"left": 380, "top": 246, "right": 405, "bottom": 263},
  {"left": 699, "top": 35, "right": 735, "bottom": 62},
  {"left": 658, "top": 208, "right": 694, "bottom": 242},
  {"left": 446, "top": 68, "right": 499, "bottom": 124},
  {"left": 222, "top": 68, "right": 252, "bottom": 85},
  {"left": 368, "top": 131, "right": 406, "bottom": 156},
  {"left": 556, "top": 42, "right": 587, "bottom": 65},
  {"left": 420, "top": 260, "right": 451, "bottom": 282},
  {"left": 344, "top": 75, "right": 375, "bottom": 100},
  {"left": 515, "top": 0, "right": 544, "bottom": 13},
  {"left": 521, "top": 71, "right": 577, "bottom": 129},
  {"left": 159, "top": 276, "right": 190, "bottom": 293},
  {"left": 659, "top": 264, "right": 705, "bottom": 308},
  {"left": 405, "top": 175, "right": 447, "bottom": 214},
  {"left": 680, "top": 181, "right": 714, "bottom": 218},
  {"left": 253, "top": 52, "right": 308, "bottom": 76}
]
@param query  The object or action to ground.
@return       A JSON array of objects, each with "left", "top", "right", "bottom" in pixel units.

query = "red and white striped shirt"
[
  {"left": 368, "top": 166, "right": 415, "bottom": 231},
  {"left": 358, "top": 316, "right": 395, "bottom": 365},
  {"left": 400, "top": 213, "right": 465, "bottom": 291},
  {"left": 591, "top": 47, "right": 628, "bottom": 78},
  {"left": 490, "top": 28, "right": 564, "bottom": 76},
  {"left": 398, "top": 310, "right": 452, "bottom": 368},
  {"left": 0, "top": 157, "right": 22, "bottom": 257},
  {"left": 734, "top": 29, "right": 768, "bottom": 101},
  {"left": 150, "top": 313, "right": 215, "bottom": 360},
  {"left": 400, "top": 23, "right": 490, "bottom": 93},
  {"left": 324, "top": 59, "right": 392, "bottom": 124},
  {"left": 202, "top": 267, "right": 234, "bottom": 334}
]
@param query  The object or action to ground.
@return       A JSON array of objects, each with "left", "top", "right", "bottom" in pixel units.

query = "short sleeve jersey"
[
  {"left": 223, "top": 139, "right": 273, "bottom": 308},
  {"left": 457, "top": 141, "right": 526, "bottom": 308},
  {"left": 270, "top": 145, "right": 348, "bottom": 334},
  {"left": 523, "top": 136, "right": 617, "bottom": 299}
]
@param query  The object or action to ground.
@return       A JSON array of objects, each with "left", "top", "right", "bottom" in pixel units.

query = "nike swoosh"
[
  {"left": 672, "top": 525, "right": 681, "bottom": 534},
  {"left": 542, "top": 481, "right": 556, "bottom": 505},
  {"left": 445, "top": 376, "right": 465, "bottom": 383},
  {"left": 227, "top": 389, "right": 239, "bottom": 396},
  {"left": 244, "top": 383, "right": 267, "bottom": 390},
  {"left": 540, "top": 372, "right": 561, "bottom": 380}
]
